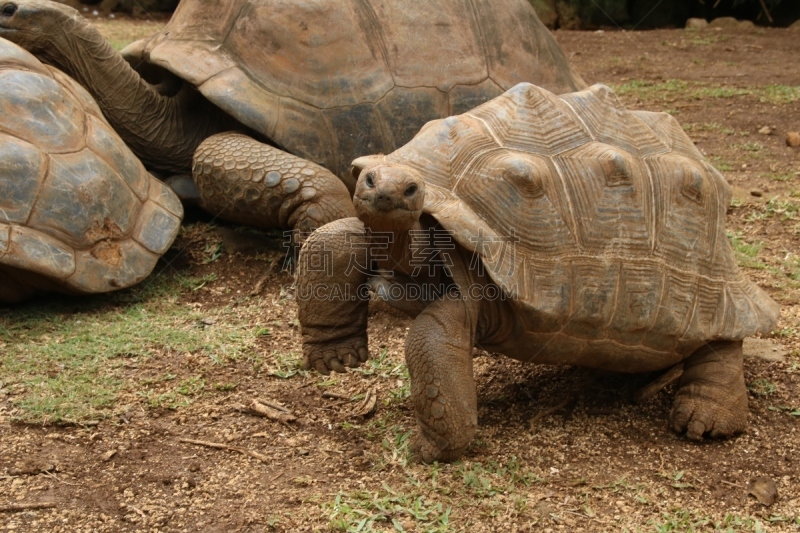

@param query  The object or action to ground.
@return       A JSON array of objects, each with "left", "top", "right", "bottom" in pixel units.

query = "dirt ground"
[{"left": 2, "top": 20, "right": 800, "bottom": 532}]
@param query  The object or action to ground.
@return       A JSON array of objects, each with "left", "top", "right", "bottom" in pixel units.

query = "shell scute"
[
  {"left": 68, "top": 239, "right": 158, "bottom": 294},
  {"left": 553, "top": 142, "right": 652, "bottom": 254},
  {"left": 2, "top": 224, "right": 76, "bottom": 281},
  {"left": 562, "top": 261, "right": 619, "bottom": 340},
  {"left": 468, "top": 82, "right": 590, "bottom": 155},
  {"left": 30, "top": 150, "right": 140, "bottom": 249},
  {"left": 0, "top": 133, "right": 46, "bottom": 224},
  {"left": 561, "top": 85, "right": 669, "bottom": 157},
  {"left": 457, "top": 150, "right": 578, "bottom": 257},
  {"left": 86, "top": 114, "right": 149, "bottom": 201},
  {"left": 0, "top": 70, "right": 84, "bottom": 153},
  {"left": 608, "top": 264, "right": 664, "bottom": 346}
]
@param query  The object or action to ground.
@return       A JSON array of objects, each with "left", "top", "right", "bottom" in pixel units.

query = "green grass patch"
[
  {"left": 757, "top": 85, "right": 800, "bottom": 105},
  {"left": 0, "top": 270, "right": 264, "bottom": 423},
  {"left": 94, "top": 19, "right": 165, "bottom": 51},
  {"left": 726, "top": 231, "right": 765, "bottom": 270},
  {"left": 652, "top": 509, "right": 771, "bottom": 532},
  {"left": 328, "top": 485, "right": 452, "bottom": 532},
  {"left": 746, "top": 198, "right": 799, "bottom": 222},
  {"left": 612, "top": 80, "right": 800, "bottom": 107}
]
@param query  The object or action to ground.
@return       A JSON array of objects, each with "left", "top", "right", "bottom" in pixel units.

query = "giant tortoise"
[
  {"left": 0, "top": 37, "right": 182, "bottom": 303},
  {"left": 296, "top": 82, "right": 780, "bottom": 462},
  {"left": 0, "top": 0, "right": 585, "bottom": 235}
]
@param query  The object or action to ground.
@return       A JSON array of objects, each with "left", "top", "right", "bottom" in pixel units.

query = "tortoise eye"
[
  {"left": 1, "top": 3, "right": 17, "bottom": 17},
  {"left": 364, "top": 172, "right": 375, "bottom": 188},
  {"left": 404, "top": 184, "right": 418, "bottom": 197}
]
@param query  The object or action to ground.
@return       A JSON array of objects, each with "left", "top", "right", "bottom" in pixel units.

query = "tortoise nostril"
[{"left": 404, "top": 184, "right": 418, "bottom": 197}]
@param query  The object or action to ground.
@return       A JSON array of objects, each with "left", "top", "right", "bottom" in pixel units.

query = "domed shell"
[
  {"left": 380, "top": 82, "right": 779, "bottom": 355},
  {"left": 129, "top": 0, "right": 585, "bottom": 180},
  {"left": 0, "top": 38, "right": 183, "bottom": 302}
]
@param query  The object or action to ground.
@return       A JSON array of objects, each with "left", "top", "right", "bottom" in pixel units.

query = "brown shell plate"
[
  {"left": 133, "top": 0, "right": 586, "bottom": 179},
  {"left": 0, "top": 37, "right": 183, "bottom": 300},
  {"left": 383, "top": 82, "right": 779, "bottom": 352}
]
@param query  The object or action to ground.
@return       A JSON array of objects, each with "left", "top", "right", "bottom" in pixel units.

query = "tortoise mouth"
[{"left": 354, "top": 195, "right": 421, "bottom": 232}]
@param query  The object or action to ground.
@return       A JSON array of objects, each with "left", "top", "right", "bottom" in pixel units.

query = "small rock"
[
  {"left": 296, "top": 448, "right": 310, "bottom": 456},
  {"left": 748, "top": 476, "right": 778, "bottom": 506},
  {"left": 758, "top": 126, "right": 773, "bottom": 135},
  {"left": 9, "top": 461, "right": 55, "bottom": 476},
  {"left": 786, "top": 132, "right": 800, "bottom": 147},
  {"left": 709, "top": 17, "right": 741, "bottom": 29},
  {"left": 101, "top": 449, "right": 118, "bottom": 462},
  {"left": 534, "top": 501, "right": 556, "bottom": 517},
  {"left": 685, "top": 18, "right": 708, "bottom": 30},
  {"left": 750, "top": 189, "right": 763, "bottom": 197}
]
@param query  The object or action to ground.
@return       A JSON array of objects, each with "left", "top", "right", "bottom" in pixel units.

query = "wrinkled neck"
[{"left": 34, "top": 13, "right": 222, "bottom": 173}]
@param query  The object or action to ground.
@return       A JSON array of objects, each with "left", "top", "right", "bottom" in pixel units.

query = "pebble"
[
  {"left": 758, "top": 126, "right": 773, "bottom": 135},
  {"left": 685, "top": 18, "right": 708, "bottom": 30},
  {"left": 786, "top": 132, "right": 800, "bottom": 147},
  {"left": 750, "top": 190, "right": 763, "bottom": 197}
]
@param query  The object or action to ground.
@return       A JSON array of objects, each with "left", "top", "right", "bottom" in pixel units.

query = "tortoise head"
[
  {"left": 351, "top": 156, "right": 425, "bottom": 233},
  {"left": 0, "top": 0, "right": 79, "bottom": 55}
]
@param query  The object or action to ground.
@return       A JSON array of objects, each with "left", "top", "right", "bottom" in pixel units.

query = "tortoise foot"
[
  {"left": 409, "top": 428, "right": 467, "bottom": 464},
  {"left": 669, "top": 341, "right": 748, "bottom": 440},
  {"left": 301, "top": 336, "right": 368, "bottom": 375}
]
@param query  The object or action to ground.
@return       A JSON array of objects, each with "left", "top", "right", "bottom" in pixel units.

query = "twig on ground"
[
  {"left": 0, "top": 502, "right": 57, "bottom": 513},
  {"left": 529, "top": 397, "right": 572, "bottom": 429},
  {"left": 351, "top": 388, "right": 377, "bottom": 418},
  {"left": 127, "top": 504, "right": 147, "bottom": 520},
  {"left": 250, "top": 260, "right": 278, "bottom": 295},
  {"left": 321, "top": 392, "right": 351, "bottom": 401},
  {"left": 238, "top": 400, "right": 297, "bottom": 425},
  {"left": 179, "top": 437, "right": 270, "bottom": 464},
  {"left": 721, "top": 479, "right": 746, "bottom": 489},
  {"left": 41, "top": 472, "right": 79, "bottom": 486},
  {"left": 257, "top": 399, "right": 292, "bottom": 413},
  {"left": 633, "top": 363, "right": 684, "bottom": 404}
]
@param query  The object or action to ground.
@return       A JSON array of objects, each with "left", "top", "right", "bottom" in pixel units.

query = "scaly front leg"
[
  {"left": 406, "top": 297, "right": 477, "bottom": 462},
  {"left": 297, "top": 218, "right": 370, "bottom": 374}
]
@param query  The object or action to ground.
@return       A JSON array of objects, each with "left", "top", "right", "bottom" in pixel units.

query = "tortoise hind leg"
[
  {"left": 670, "top": 340, "right": 748, "bottom": 440},
  {"left": 191, "top": 132, "right": 355, "bottom": 237}
]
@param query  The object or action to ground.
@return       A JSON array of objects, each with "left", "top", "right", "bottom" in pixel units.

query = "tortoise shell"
[
  {"left": 0, "top": 37, "right": 183, "bottom": 302},
  {"left": 379, "top": 82, "right": 779, "bottom": 357},
  {"left": 128, "top": 0, "right": 585, "bottom": 180}
]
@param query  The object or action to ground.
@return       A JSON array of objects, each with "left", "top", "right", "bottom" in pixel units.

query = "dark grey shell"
[
  {"left": 378, "top": 83, "right": 779, "bottom": 365},
  {"left": 0, "top": 37, "right": 183, "bottom": 302},
  {"left": 127, "top": 0, "right": 585, "bottom": 180}
]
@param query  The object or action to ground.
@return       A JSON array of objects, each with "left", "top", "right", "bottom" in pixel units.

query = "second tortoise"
[{"left": 297, "top": 82, "right": 780, "bottom": 462}]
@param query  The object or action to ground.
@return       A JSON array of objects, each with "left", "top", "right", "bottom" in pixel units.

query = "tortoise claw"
[{"left": 302, "top": 337, "right": 368, "bottom": 375}]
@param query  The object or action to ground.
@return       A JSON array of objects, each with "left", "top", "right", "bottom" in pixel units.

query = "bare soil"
[{"left": 2, "top": 23, "right": 800, "bottom": 532}]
